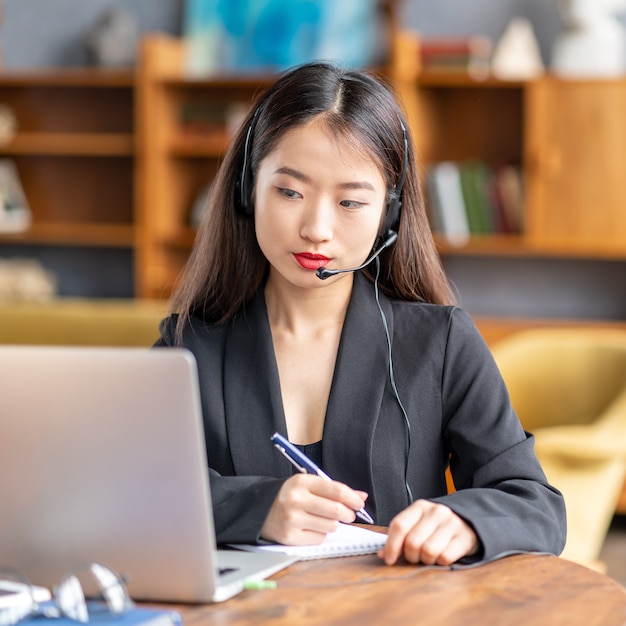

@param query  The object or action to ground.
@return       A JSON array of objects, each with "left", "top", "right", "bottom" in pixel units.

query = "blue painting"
[{"left": 184, "top": 0, "right": 378, "bottom": 75}]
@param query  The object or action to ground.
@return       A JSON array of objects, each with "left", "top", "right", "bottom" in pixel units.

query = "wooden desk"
[{"left": 167, "top": 553, "right": 626, "bottom": 626}]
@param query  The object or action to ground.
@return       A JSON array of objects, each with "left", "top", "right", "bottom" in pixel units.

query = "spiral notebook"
[{"left": 230, "top": 523, "right": 387, "bottom": 560}]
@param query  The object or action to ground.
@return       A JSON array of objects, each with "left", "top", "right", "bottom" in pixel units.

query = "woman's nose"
[{"left": 299, "top": 199, "right": 334, "bottom": 242}]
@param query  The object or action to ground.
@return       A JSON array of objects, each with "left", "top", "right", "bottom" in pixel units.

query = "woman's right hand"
[{"left": 260, "top": 473, "right": 369, "bottom": 545}]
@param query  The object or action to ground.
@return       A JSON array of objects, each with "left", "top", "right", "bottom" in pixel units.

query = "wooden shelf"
[
  {"left": 4, "top": 30, "right": 619, "bottom": 299},
  {"left": 0, "top": 68, "right": 134, "bottom": 87},
  {"left": 417, "top": 71, "right": 526, "bottom": 88},
  {"left": 3, "top": 29, "right": 622, "bottom": 300},
  {"left": 0, "top": 222, "right": 134, "bottom": 247},
  {"left": 0, "top": 67, "right": 136, "bottom": 263},
  {"left": 168, "top": 134, "right": 229, "bottom": 157},
  {"left": 0, "top": 133, "right": 134, "bottom": 156},
  {"left": 134, "top": 32, "right": 626, "bottom": 299},
  {"left": 135, "top": 35, "right": 270, "bottom": 298},
  {"left": 435, "top": 235, "right": 626, "bottom": 260},
  {"left": 390, "top": 30, "right": 626, "bottom": 264},
  {"left": 161, "top": 75, "right": 274, "bottom": 89},
  {"left": 161, "top": 228, "right": 197, "bottom": 249}
]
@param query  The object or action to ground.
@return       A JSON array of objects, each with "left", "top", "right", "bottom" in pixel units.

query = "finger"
[
  {"left": 284, "top": 475, "right": 364, "bottom": 525},
  {"left": 306, "top": 478, "right": 368, "bottom": 521},
  {"left": 303, "top": 494, "right": 357, "bottom": 526},
  {"left": 398, "top": 506, "right": 479, "bottom": 565},
  {"left": 263, "top": 479, "right": 343, "bottom": 544},
  {"left": 433, "top": 534, "right": 472, "bottom": 566},
  {"left": 434, "top": 529, "right": 480, "bottom": 565},
  {"left": 403, "top": 524, "right": 453, "bottom": 565},
  {"left": 401, "top": 506, "right": 455, "bottom": 564},
  {"left": 379, "top": 503, "right": 425, "bottom": 565}
]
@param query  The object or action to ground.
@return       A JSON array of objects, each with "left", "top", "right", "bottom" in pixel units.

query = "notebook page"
[{"left": 229, "top": 523, "right": 387, "bottom": 560}]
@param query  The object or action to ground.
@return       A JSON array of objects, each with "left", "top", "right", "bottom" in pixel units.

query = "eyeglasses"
[{"left": 0, "top": 562, "right": 134, "bottom": 626}]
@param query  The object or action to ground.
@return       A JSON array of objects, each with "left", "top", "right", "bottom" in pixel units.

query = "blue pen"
[{"left": 271, "top": 432, "right": 374, "bottom": 524}]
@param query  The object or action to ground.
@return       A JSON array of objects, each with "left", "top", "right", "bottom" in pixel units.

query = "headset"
[
  {"left": 381, "top": 120, "right": 408, "bottom": 244},
  {"left": 235, "top": 105, "right": 264, "bottom": 217},
  {"left": 234, "top": 103, "right": 409, "bottom": 253}
]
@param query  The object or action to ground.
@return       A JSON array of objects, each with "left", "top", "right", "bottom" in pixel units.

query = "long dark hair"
[{"left": 170, "top": 62, "right": 454, "bottom": 338}]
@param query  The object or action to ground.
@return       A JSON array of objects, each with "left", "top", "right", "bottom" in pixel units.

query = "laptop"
[{"left": 0, "top": 345, "right": 296, "bottom": 603}]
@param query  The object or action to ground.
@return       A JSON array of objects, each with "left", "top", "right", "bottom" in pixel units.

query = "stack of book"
[
  {"left": 425, "top": 160, "right": 524, "bottom": 244},
  {"left": 419, "top": 37, "right": 493, "bottom": 80}
]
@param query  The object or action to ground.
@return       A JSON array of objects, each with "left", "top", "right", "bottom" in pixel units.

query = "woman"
[{"left": 156, "top": 62, "right": 566, "bottom": 566}]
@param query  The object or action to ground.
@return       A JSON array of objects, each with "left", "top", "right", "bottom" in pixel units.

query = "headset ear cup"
[
  {"left": 236, "top": 105, "right": 265, "bottom": 217},
  {"left": 235, "top": 173, "right": 253, "bottom": 216},
  {"left": 382, "top": 121, "right": 408, "bottom": 239},
  {"left": 234, "top": 178, "right": 244, "bottom": 214},
  {"left": 384, "top": 195, "right": 401, "bottom": 237}
]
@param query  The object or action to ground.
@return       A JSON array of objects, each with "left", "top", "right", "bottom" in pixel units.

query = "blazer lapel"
[
  {"left": 322, "top": 274, "right": 393, "bottom": 496},
  {"left": 222, "top": 276, "right": 394, "bottom": 488},
  {"left": 223, "top": 288, "right": 291, "bottom": 478}
]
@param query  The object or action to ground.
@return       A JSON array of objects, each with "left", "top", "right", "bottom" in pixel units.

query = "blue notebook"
[{"left": 23, "top": 607, "right": 182, "bottom": 626}]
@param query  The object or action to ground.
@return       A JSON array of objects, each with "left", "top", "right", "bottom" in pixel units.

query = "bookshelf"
[
  {"left": 4, "top": 30, "right": 615, "bottom": 305},
  {"left": 136, "top": 36, "right": 272, "bottom": 299},
  {"left": 391, "top": 31, "right": 626, "bottom": 260},
  {"left": 0, "top": 70, "right": 136, "bottom": 249},
  {"left": 525, "top": 77, "right": 626, "bottom": 256},
  {"left": 137, "top": 32, "right": 626, "bottom": 302}
]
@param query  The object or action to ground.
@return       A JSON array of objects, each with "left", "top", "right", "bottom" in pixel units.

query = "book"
[
  {"left": 470, "top": 161, "right": 495, "bottom": 233},
  {"left": 230, "top": 523, "right": 387, "bottom": 561},
  {"left": 426, "top": 161, "right": 470, "bottom": 245},
  {"left": 420, "top": 37, "right": 493, "bottom": 58},
  {"left": 486, "top": 168, "right": 511, "bottom": 234},
  {"left": 20, "top": 606, "right": 182, "bottom": 626},
  {"left": 496, "top": 164, "right": 524, "bottom": 233},
  {"left": 459, "top": 161, "right": 494, "bottom": 234},
  {"left": 420, "top": 36, "right": 493, "bottom": 80}
]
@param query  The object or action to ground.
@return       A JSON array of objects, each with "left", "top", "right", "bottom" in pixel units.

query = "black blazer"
[{"left": 156, "top": 274, "right": 566, "bottom": 562}]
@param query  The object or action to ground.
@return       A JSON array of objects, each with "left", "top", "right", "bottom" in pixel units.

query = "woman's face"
[{"left": 253, "top": 118, "right": 388, "bottom": 290}]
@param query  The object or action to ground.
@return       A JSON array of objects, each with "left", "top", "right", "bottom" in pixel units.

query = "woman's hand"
[
  {"left": 379, "top": 499, "right": 479, "bottom": 566},
  {"left": 261, "top": 474, "right": 369, "bottom": 545}
]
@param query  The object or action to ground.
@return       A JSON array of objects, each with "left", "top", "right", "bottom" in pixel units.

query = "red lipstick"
[{"left": 293, "top": 252, "right": 330, "bottom": 271}]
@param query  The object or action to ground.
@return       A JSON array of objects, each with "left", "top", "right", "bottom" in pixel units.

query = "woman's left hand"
[{"left": 378, "top": 499, "right": 479, "bottom": 566}]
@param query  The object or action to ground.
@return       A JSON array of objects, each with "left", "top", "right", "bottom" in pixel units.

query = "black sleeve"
[
  {"left": 434, "top": 309, "right": 566, "bottom": 562},
  {"left": 208, "top": 470, "right": 286, "bottom": 544},
  {"left": 154, "top": 314, "right": 288, "bottom": 544}
]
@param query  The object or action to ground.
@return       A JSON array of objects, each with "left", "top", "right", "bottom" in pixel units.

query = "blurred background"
[
  {"left": 0, "top": 0, "right": 623, "bottom": 321},
  {"left": 0, "top": 0, "right": 625, "bottom": 583},
  {"left": 0, "top": 1, "right": 586, "bottom": 70}
]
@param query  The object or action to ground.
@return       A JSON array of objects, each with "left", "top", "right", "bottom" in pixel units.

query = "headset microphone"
[{"left": 315, "top": 231, "right": 398, "bottom": 280}]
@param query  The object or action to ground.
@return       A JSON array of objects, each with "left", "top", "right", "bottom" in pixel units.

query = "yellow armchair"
[
  {"left": 490, "top": 328, "right": 626, "bottom": 570},
  {"left": 0, "top": 299, "right": 167, "bottom": 347}
]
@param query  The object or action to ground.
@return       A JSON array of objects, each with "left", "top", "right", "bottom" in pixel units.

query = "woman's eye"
[
  {"left": 277, "top": 187, "right": 301, "bottom": 199},
  {"left": 340, "top": 199, "right": 365, "bottom": 209}
]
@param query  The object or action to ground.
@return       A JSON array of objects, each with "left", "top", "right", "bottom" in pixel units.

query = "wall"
[
  {"left": 0, "top": 0, "right": 183, "bottom": 68},
  {"left": 400, "top": 0, "right": 563, "bottom": 66},
  {"left": 5, "top": 0, "right": 626, "bottom": 71}
]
